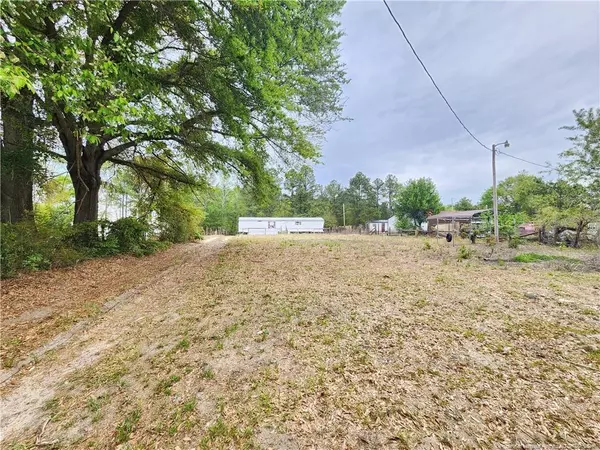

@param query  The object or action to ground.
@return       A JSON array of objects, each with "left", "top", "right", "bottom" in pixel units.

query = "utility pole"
[
  {"left": 492, "top": 145, "right": 499, "bottom": 243},
  {"left": 342, "top": 203, "right": 346, "bottom": 226},
  {"left": 491, "top": 140, "right": 510, "bottom": 243}
]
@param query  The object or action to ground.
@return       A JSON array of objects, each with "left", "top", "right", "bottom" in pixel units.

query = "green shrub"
[
  {"left": 423, "top": 240, "right": 432, "bottom": 250},
  {"left": 157, "top": 203, "right": 201, "bottom": 243},
  {"left": 508, "top": 237, "right": 521, "bottom": 249},
  {"left": 1, "top": 223, "right": 19, "bottom": 278},
  {"left": 66, "top": 221, "right": 102, "bottom": 249},
  {"left": 108, "top": 217, "right": 148, "bottom": 253},
  {"left": 1, "top": 221, "right": 58, "bottom": 277},
  {"left": 22, "top": 253, "right": 51, "bottom": 271},
  {"left": 51, "top": 246, "right": 87, "bottom": 267},
  {"left": 457, "top": 245, "right": 474, "bottom": 260},
  {"left": 1, "top": 216, "right": 171, "bottom": 279}
]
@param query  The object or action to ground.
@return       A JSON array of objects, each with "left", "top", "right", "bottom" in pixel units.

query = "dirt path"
[{"left": 0, "top": 236, "right": 227, "bottom": 443}]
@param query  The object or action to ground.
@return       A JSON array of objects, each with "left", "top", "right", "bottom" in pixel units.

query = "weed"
[
  {"left": 199, "top": 418, "right": 254, "bottom": 449},
  {"left": 87, "top": 397, "right": 102, "bottom": 413},
  {"left": 115, "top": 408, "right": 141, "bottom": 444},
  {"left": 182, "top": 399, "right": 197, "bottom": 413},
  {"left": 156, "top": 374, "right": 181, "bottom": 395},
  {"left": 585, "top": 348, "right": 600, "bottom": 363},
  {"left": 582, "top": 308, "right": 598, "bottom": 317},
  {"left": 457, "top": 245, "right": 474, "bottom": 260},
  {"left": 175, "top": 337, "right": 190, "bottom": 351},
  {"left": 413, "top": 298, "right": 428, "bottom": 308},
  {"left": 463, "top": 328, "right": 486, "bottom": 342},
  {"left": 224, "top": 323, "right": 239, "bottom": 337},
  {"left": 201, "top": 366, "right": 215, "bottom": 380},
  {"left": 508, "top": 237, "right": 521, "bottom": 249},
  {"left": 513, "top": 253, "right": 579, "bottom": 263},
  {"left": 423, "top": 240, "right": 432, "bottom": 250}
]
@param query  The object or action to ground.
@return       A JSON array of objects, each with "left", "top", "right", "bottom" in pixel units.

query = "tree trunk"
[
  {"left": 0, "top": 91, "right": 35, "bottom": 223},
  {"left": 68, "top": 150, "right": 101, "bottom": 223},
  {"left": 574, "top": 221, "right": 585, "bottom": 248}
]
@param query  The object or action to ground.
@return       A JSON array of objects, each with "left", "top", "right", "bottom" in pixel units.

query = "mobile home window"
[{"left": 295, "top": 221, "right": 302, "bottom": 225}]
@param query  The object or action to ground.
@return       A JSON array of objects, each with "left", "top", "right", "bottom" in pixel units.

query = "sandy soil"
[
  {"left": 1, "top": 235, "right": 599, "bottom": 449},
  {"left": 0, "top": 236, "right": 227, "bottom": 444}
]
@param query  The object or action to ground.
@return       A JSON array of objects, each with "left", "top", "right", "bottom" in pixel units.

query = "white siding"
[{"left": 238, "top": 217, "right": 324, "bottom": 234}]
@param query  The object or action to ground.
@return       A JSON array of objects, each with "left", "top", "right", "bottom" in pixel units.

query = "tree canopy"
[
  {"left": 394, "top": 178, "right": 442, "bottom": 227},
  {"left": 2, "top": 0, "right": 347, "bottom": 222}
]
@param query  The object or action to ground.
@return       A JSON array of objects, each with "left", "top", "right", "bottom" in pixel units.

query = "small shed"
[
  {"left": 366, "top": 219, "right": 389, "bottom": 234},
  {"left": 238, "top": 217, "right": 324, "bottom": 235},
  {"left": 427, "top": 209, "right": 490, "bottom": 234},
  {"left": 366, "top": 216, "right": 399, "bottom": 234}
]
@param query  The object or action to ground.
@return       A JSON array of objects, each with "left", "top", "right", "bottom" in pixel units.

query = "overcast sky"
[{"left": 314, "top": 0, "right": 600, "bottom": 204}]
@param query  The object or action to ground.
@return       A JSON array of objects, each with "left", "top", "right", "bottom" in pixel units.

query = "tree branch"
[
  {"left": 101, "top": 0, "right": 140, "bottom": 48},
  {"left": 108, "top": 157, "right": 197, "bottom": 186},
  {"left": 101, "top": 140, "right": 139, "bottom": 163}
]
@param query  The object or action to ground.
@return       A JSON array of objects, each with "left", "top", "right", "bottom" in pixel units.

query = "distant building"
[
  {"left": 366, "top": 216, "right": 399, "bottom": 234},
  {"left": 238, "top": 217, "right": 324, "bottom": 235},
  {"left": 426, "top": 209, "right": 490, "bottom": 233}
]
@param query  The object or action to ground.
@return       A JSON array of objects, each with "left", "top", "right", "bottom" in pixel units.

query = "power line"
[
  {"left": 497, "top": 150, "right": 553, "bottom": 169},
  {"left": 382, "top": 0, "right": 491, "bottom": 152},
  {"left": 382, "top": 0, "right": 555, "bottom": 172}
]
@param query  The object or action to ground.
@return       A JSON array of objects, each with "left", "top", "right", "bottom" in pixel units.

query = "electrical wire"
[
  {"left": 382, "top": 0, "right": 555, "bottom": 171},
  {"left": 382, "top": 0, "right": 491, "bottom": 152},
  {"left": 497, "top": 150, "right": 553, "bottom": 169}
]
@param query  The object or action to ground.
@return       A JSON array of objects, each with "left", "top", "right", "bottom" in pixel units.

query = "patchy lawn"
[
  {"left": 2, "top": 235, "right": 599, "bottom": 448},
  {"left": 1, "top": 242, "right": 198, "bottom": 370}
]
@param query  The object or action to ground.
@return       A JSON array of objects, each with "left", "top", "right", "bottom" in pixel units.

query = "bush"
[
  {"left": 66, "top": 221, "right": 103, "bottom": 249},
  {"left": 108, "top": 217, "right": 148, "bottom": 253},
  {"left": 157, "top": 203, "right": 202, "bottom": 243},
  {"left": 1, "top": 223, "right": 20, "bottom": 278},
  {"left": 508, "top": 237, "right": 521, "bottom": 249},
  {"left": 1, "top": 221, "right": 59, "bottom": 277},
  {"left": 457, "top": 245, "right": 474, "bottom": 260}
]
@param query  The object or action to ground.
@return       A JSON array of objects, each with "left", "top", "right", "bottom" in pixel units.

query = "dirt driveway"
[{"left": 1, "top": 236, "right": 227, "bottom": 443}]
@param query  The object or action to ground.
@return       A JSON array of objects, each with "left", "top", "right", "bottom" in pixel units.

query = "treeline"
[{"left": 203, "top": 170, "right": 405, "bottom": 232}]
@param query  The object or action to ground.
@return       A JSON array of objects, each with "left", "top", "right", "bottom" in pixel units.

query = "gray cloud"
[{"left": 315, "top": 0, "right": 600, "bottom": 204}]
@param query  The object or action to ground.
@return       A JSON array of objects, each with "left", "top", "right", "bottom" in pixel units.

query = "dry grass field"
[{"left": 2, "top": 235, "right": 599, "bottom": 449}]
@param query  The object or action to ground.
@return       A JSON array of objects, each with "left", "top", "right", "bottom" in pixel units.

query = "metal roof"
[
  {"left": 427, "top": 209, "right": 490, "bottom": 220},
  {"left": 238, "top": 217, "right": 324, "bottom": 221}
]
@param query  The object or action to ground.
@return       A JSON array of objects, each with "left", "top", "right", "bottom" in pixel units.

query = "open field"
[{"left": 1, "top": 235, "right": 599, "bottom": 448}]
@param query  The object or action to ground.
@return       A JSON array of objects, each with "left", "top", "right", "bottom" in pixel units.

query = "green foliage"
[
  {"left": 513, "top": 253, "right": 579, "bottom": 263},
  {"left": 479, "top": 173, "right": 548, "bottom": 217},
  {"left": 559, "top": 108, "right": 600, "bottom": 199},
  {"left": 395, "top": 215, "right": 413, "bottom": 230},
  {"left": 394, "top": 178, "right": 442, "bottom": 227},
  {"left": 1, "top": 216, "right": 165, "bottom": 278},
  {"left": 156, "top": 189, "right": 203, "bottom": 243},
  {"left": 457, "top": 245, "right": 474, "bottom": 260},
  {"left": 3, "top": 0, "right": 347, "bottom": 222},
  {"left": 115, "top": 408, "right": 142, "bottom": 444},
  {"left": 22, "top": 253, "right": 51, "bottom": 271},
  {"left": 108, "top": 217, "right": 148, "bottom": 253},
  {"left": 453, "top": 197, "right": 477, "bottom": 211},
  {"left": 285, "top": 165, "right": 318, "bottom": 216},
  {"left": 508, "top": 237, "right": 521, "bottom": 249}
]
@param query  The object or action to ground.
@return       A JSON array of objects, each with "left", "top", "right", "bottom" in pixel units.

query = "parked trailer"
[{"left": 238, "top": 217, "right": 324, "bottom": 234}]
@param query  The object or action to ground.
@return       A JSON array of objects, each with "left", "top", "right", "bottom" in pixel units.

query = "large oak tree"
[{"left": 2, "top": 0, "right": 347, "bottom": 222}]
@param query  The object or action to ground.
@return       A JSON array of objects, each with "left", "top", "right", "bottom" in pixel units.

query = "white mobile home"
[{"left": 238, "top": 217, "right": 324, "bottom": 235}]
